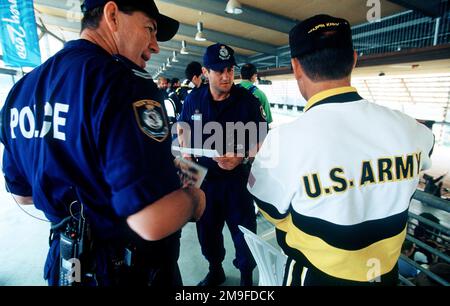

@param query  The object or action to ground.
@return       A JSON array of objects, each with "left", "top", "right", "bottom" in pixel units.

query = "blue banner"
[{"left": 0, "top": 0, "right": 41, "bottom": 67}]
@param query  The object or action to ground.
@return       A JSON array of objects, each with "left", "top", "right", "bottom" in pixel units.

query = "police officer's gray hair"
[
  {"left": 81, "top": 7, "right": 104, "bottom": 32},
  {"left": 80, "top": 3, "right": 147, "bottom": 32}
]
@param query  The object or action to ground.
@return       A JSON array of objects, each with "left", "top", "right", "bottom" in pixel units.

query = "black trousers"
[
  {"left": 46, "top": 230, "right": 182, "bottom": 286},
  {"left": 196, "top": 176, "right": 256, "bottom": 273}
]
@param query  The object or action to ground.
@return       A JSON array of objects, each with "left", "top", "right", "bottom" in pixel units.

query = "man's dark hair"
[
  {"left": 240, "top": 63, "right": 257, "bottom": 80},
  {"left": 296, "top": 47, "right": 354, "bottom": 81},
  {"left": 171, "top": 78, "right": 180, "bottom": 84},
  {"left": 185, "top": 61, "right": 202, "bottom": 81},
  {"left": 81, "top": 3, "right": 144, "bottom": 32}
]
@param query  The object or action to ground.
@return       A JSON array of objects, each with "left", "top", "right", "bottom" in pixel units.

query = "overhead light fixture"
[
  {"left": 172, "top": 51, "right": 179, "bottom": 62},
  {"left": 180, "top": 40, "right": 189, "bottom": 55},
  {"left": 166, "top": 58, "right": 172, "bottom": 68},
  {"left": 225, "top": 0, "right": 243, "bottom": 15},
  {"left": 195, "top": 21, "right": 206, "bottom": 41}
]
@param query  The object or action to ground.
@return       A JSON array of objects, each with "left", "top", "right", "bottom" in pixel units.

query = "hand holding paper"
[
  {"left": 174, "top": 157, "right": 208, "bottom": 188},
  {"left": 213, "top": 152, "right": 244, "bottom": 171}
]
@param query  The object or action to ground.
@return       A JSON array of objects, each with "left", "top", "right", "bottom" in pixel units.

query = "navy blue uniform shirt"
[
  {"left": 179, "top": 84, "right": 267, "bottom": 177},
  {"left": 1, "top": 39, "right": 180, "bottom": 239}
]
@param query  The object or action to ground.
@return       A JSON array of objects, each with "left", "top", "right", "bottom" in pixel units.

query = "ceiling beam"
[
  {"left": 148, "top": 64, "right": 184, "bottom": 70},
  {"left": 387, "top": 0, "right": 442, "bottom": 17},
  {"left": 0, "top": 67, "right": 18, "bottom": 76},
  {"left": 152, "top": 50, "right": 202, "bottom": 62},
  {"left": 148, "top": 68, "right": 186, "bottom": 76},
  {"left": 148, "top": 67, "right": 186, "bottom": 77},
  {"left": 158, "top": 0, "right": 297, "bottom": 33},
  {"left": 248, "top": 44, "right": 292, "bottom": 65},
  {"left": 148, "top": 61, "right": 188, "bottom": 71},
  {"left": 177, "top": 24, "right": 277, "bottom": 55},
  {"left": 35, "top": 0, "right": 277, "bottom": 55},
  {"left": 159, "top": 40, "right": 205, "bottom": 56},
  {"left": 35, "top": 0, "right": 75, "bottom": 10},
  {"left": 37, "top": 16, "right": 272, "bottom": 57},
  {"left": 159, "top": 40, "right": 249, "bottom": 63}
]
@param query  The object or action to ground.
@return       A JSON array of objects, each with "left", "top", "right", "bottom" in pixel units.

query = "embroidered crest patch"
[
  {"left": 260, "top": 105, "right": 267, "bottom": 120},
  {"left": 133, "top": 100, "right": 169, "bottom": 142},
  {"left": 219, "top": 46, "right": 230, "bottom": 60}
]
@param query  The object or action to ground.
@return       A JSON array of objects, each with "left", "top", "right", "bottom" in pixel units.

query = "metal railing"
[
  {"left": 399, "top": 190, "right": 450, "bottom": 286},
  {"left": 413, "top": 190, "right": 450, "bottom": 213},
  {"left": 352, "top": 2, "right": 450, "bottom": 56}
]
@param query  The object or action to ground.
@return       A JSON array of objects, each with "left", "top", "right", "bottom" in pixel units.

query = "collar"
[
  {"left": 65, "top": 39, "right": 110, "bottom": 56},
  {"left": 66, "top": 40, "right": 149, "bottom": 76},
  {"left": 207, "top": 85, "right": 235, "bottom": 103},
  {"left": 239, "top": 80, "right": 255, "bottom": 87},
  {"left": 305, "top": 86, "right": 361, "bottom": 112}
]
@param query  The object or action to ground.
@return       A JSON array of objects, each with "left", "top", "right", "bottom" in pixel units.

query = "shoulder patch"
[
  {"left": 260, "top": 105, "right": 267, "bottom": 120},
  {"left": 132, "top": 100, "right": 169, "bottom": 142},
  {"left": 132, "top": 69, "right": 153, "bottom": 79}
]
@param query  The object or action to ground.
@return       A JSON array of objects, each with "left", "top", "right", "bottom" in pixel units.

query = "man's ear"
[
  {"left": 201, "top": 67, "right": 209, "bottom": 79},
  {"left": 103, "top": 1, "right": 120, "bottom": 32},
  {"left": 291, "top": 57, "right": 303, "bottom": 80},
  {"left": 352, "top": 50, "right": 358, "bottom": 70}
]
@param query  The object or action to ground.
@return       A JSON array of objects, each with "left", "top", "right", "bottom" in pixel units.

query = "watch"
[{"left": 242, "top": 154, "right": 251, "bottom": 165}]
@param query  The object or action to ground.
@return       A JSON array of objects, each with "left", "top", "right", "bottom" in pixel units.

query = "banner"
[{"left": 0, "top": 0, "right": 41, "bottom": 67}]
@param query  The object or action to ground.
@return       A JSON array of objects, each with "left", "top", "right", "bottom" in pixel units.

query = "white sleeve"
[
  {"left": 247, "top": 127, "right": 298, "bottom": 219},
  {"left": 417, "top": 122, "right": 435, "bottom": 171}
]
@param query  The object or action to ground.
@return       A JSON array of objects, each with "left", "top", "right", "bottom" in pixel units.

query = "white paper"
[
  {"left": 175, "top": 157, "right": 208, "bottom": 188},
  {"left": 172, "top": 146, "right": 220, "bottom": 158}
]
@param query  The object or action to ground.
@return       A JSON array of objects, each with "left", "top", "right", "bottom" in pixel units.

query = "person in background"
[
  {"left": 171, "top": 78, "right": 181, "bottom": 92},
  {"left": 239, "top": 63, "right": 273, "bottom": 125},
  {"left": 168, "top": 62, "right": 204, "bottom": 118},
  {"left": 158, "top": 76, "right": 169, "bottom": 99},
  {"left": 178, "top": 43, "right": 268, "bottom": 286},
  {"left": 398, "top": 240, "right": 419, "bottom": 279}
]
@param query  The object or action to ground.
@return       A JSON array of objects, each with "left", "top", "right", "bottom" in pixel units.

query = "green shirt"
[{"left": 239, "top": 80, "right": 273, "bottom": 124}]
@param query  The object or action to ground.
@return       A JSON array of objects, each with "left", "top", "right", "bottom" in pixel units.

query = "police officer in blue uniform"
[
  {"left": 0, "top": 0, "right": 205, "bottom": 286},
  {"left": 178, "top": 43, "right": 268, "bottom": 286}
]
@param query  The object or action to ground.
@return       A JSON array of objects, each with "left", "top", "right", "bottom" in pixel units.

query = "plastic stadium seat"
[{"left": 238, "top": 225, "right": 287, "bottom": 286}]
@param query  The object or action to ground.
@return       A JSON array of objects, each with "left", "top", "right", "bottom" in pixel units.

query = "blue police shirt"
[
  {"left": 1, "top": 39, "right": 180, "bottom": 238},
  {"left": 179, "top": 84, "right": 267, "bottom": 177}
]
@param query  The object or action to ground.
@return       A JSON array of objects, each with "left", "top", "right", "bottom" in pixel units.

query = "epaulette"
[{"left": 132, "top": 69, "right": 153, "bottom": 79}]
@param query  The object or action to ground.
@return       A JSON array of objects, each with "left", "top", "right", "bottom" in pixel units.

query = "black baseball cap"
[
  {"left": 289, "top": 14, "right": 353, "bottom": 58},
  {"left": 203, "top": 43, "right": 238, "bottom": 71},
  {"left": 81, "top": 0, "right": 179, "bottom": 41}
]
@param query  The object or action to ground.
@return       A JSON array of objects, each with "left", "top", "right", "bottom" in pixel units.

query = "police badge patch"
[
  {"left": 132, "top": 100, "right": 169, "bottom": 142},
  {"left": 260, "top": 105, "right": 267, "bottom": 121}
]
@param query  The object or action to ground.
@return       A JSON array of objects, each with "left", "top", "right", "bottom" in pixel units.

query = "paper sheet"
[{"left": 172, "top": 146, "right": 220, "bottom": 158}]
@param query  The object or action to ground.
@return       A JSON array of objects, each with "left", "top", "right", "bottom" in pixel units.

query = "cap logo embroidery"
[
  {"left": 133, "top": 100, "right": 169, "bottom": 142},
  {"left": 219, "top": 46, "right": 230, "bottom": 60},
  {"left": 308, "top": 22, "right": 342, "bottom": 34}
]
